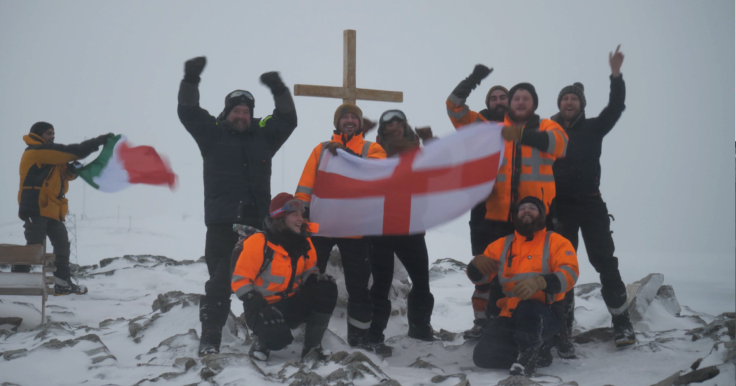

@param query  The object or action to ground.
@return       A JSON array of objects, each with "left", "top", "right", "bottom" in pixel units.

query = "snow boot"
[
  {"left": 537, "top": 341, "right": 553, "bottom": 368},
  {"left": 302, "top": 312, "right": 332, "bottom": 358},
  {"left": 408, "top": 323, "right": 436, "bottom": 341},
  {"left": 53, "top": 276, "right": 88, "bottom": 296},
  {"left": 612, "top": 310, "right": 636, "bottom": 347},
  {"left": 510, "top": 343, "right": 542, "bottom": 377},
  {"left": 462, "top": 323, "right": 486, "bottom": 341},
  {"left": 249, "top": 337, "right": 270, "bottom": 361},
  {"left": 555, "top": 323, "right": 577, "bottom": 359},
  {"left": 197, "top": 296, "right": 230, "bottom": 357},
  {"left": 349, "top": 325, "right": 393, "bottom": 357}
]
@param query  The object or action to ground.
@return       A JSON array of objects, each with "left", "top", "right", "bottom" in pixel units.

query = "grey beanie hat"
[{"left": 557, "top": 82, "right": 586, "bottom": 110}]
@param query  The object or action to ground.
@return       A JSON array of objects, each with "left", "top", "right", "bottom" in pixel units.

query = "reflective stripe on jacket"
[
  {"left": 18, "top": 133, "right": 100, "bottom": 221},
  {"left": 471, "top": 229, "right": 578, "bottom": 318},
  {"left": 447, "top": 95, "right": 568, "bottom": 221},
  {"left": 231, "top": 233, "right": 319, "bottom": 304},
  {"left": 295, "top": 132, "right": 386, "bottom": 207}
]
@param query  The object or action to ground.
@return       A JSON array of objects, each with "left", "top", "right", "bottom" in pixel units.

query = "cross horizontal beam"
[{"left": 294, "top": 85, "right": 403, "bottom": 103}]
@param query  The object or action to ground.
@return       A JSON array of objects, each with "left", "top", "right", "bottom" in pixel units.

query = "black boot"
[
  {"left": 612, "top": 310, "right": 636, "bottom": 348},
  {"left": 302, "top": 312, "right": 333, "bottom": 359},
  {"left": 510, "top": 343, "right": 542, "bottom": 377},
  {"left": 198, "top": 296, "right": 231, "bottom": 357},
  {"left": 555, "top": 322, "right": 577, "bottom": 359},
  {"left": 537, "top": 341, "right": 553, "bottom": 368},
  {"left": 408, "top": 323, "right": 436, "bottom": 341},
  {"left": 249, "top": 337, "right": 270, "bottom": 361},
  {"left": 349, "top": 325, "right": 392, "bottom": 357}
]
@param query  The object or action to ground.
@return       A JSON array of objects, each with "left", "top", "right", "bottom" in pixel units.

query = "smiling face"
[
  {"left": 559, "top": 94, "right": 582, "bottom": 122},
  {"left": 284, "top": 211, "right": 304, "bottom": 234},
  {"left": 487, "top": 89, "right": 509, "bottom": 112},
  {"left": 227, "top": 105, "right": 252, "bottom": 132},
  {"left": 382, "top": 120, "right": 406, "bottom": 141},
  {"left": 338, "top": 112, "right": 361, "bottom": 136},
  {"left": 509, "top": 89, "right": 535, "bottom": 123}
]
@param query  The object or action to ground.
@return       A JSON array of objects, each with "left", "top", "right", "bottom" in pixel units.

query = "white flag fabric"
[{"left": 310, "top": 121, "right": 505, "bottom": 237}]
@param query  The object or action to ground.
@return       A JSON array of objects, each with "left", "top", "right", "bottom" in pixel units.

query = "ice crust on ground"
[{"left": 1, "top": 252, "right": 734, "bottom": 386}]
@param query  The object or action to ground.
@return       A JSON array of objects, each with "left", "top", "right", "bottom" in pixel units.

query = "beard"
[
  {"left": 513, "top": 212, "right": 546, "bottom": 238},
  {"left": 488, "top": 105, "right": 507, "bottom": 122},
  {"left": 229, "top": 119, "right": 249, "bottom": 132},
  {"left": 508, "top": 108, "right": 533, "bottom": 124}
]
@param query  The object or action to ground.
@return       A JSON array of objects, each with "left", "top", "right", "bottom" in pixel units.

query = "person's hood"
[{"left": 23, "top": 133, "right": 45, "bottom": 145}]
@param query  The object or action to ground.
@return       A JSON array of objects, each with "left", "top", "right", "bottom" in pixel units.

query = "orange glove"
[
  {"left": 513, "top": 276, "right": 547, "bottom": 300},
  {"left": 501, "top": 126, "right": 524, "bottom": 142}
]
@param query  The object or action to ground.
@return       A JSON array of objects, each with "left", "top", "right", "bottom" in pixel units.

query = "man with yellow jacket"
[
  {"left": 17, "top": 122, "right": 111, "bottom": 295},
  {"left": 468, "top": 196, "right": 578, "bottom": 377},
  {"left": 447, "top": 66, "right": 569, "bottom": 340},
  {"left": 294, "top": 103, "right": 388, "bottom": 354},
  {"left": 232, "top": 193, "right": 338, "bottom": 361}
]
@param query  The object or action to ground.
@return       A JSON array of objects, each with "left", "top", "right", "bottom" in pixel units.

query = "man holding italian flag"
[{"left": 17, "top": 122, "right": 176, "bottom": 296}]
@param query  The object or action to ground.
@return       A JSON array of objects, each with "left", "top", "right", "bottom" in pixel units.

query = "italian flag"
[{"left": 78, "top": 135, "right": 176, "bottom": 192}]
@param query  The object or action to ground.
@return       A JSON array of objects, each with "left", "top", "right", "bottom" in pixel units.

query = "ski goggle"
[
  {"left": 270, "top": 199, "right": 305, "bottom": 217},
  {"left": 227, "top": 90, "right": 255, "bottom": 103},
  {"left": 379, "top": 110, "right": 407, "bottom": 124}
]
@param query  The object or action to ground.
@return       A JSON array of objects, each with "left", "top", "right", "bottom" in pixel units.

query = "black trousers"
[
  {"left": 473, "top": 300, "right": 562, "bottom": 369},
  {"left": 17, "top": 216, "right": 71, "bottom": 281},
  {"left": 311, "top": 236, "right": 373, "bottom": 328},
  {"left": 272, "top": 279, "right": 338, "bottom": 328},
  {"left": 368, "top": 234, "right": 434, "bottom": 333},
  {"left": 556, "top": 195, "right": 627, "bottom": 311},
  {"left": 469, "top": 215, "right": 515, "bottom": 323},
  {"left": 200, "top": 223, "right": 240, "bottom": 328}
]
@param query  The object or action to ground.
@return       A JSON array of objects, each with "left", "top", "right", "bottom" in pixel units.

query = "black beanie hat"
[
  {"left": 508, "top": 83, "right": 538, "bottom": 110},
  {"left": 219, "top": 90, "right": 255, "bottom": 121},
  {"left": 30, "top": 122, "right": 54, "bottom": 136},
  {"left": 557, "top": 82, "right": 586, "bottom": 110},
  {"left": 517, "top": 196, "right": 546, "bottom": 216}
]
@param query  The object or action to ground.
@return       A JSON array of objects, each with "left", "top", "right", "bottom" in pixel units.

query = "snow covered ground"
[{"left": 0, "top": 215, "right": 734, "bottom": 386}]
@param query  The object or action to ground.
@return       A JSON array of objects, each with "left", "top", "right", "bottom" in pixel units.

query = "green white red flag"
[{"left": 78, "top": 135, "right": 176, "bottom": 192}]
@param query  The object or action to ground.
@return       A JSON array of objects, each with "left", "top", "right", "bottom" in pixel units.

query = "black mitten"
[
  {"left": 260, "top": 71, "right": 287, "bottom": 95},
  {"left": 184, "top": 56, "right": 207, "bottom": 84}
]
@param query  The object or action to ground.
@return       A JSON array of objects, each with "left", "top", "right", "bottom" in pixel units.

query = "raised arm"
[
  {"left": 258, "top": 72, "right": 298, "bottom": 156},
  {"left": 446, "top": 65, "right": 493, "bottom": 129},
  {"left": 177, "top": 56, "right": 218, "bottom": 152},
  {"left": 27, "top": 135, "right": 110, "bottom": 164},
  {"left": 595, "top": 45, "right": 626, "bottom": 137}
]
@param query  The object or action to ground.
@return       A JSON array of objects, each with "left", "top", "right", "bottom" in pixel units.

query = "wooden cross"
[{"left": 294, "top": 30, "right": 403, "bottom": 105}]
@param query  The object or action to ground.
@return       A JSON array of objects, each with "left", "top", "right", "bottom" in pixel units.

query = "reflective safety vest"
[
  {"left": 231, "top": 233, "right": 319, "bottom": 304},
  {"left": 470, "top": 229, "right": 579, "bottom": 318},
  {"left": 446, "top": 95, "right": 568, "bottom": 221},
  {"left": 295, "top": 132, "right": 386, "bottom": 210}
]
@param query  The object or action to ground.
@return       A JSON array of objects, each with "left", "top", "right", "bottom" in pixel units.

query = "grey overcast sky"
[{"left": 1, "top": 1, "right": 733, "bottom": 266}]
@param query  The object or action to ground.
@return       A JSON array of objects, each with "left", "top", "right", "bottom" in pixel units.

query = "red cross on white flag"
[{"left": 310, "top": 122, "right": 505, "bottom": 237}]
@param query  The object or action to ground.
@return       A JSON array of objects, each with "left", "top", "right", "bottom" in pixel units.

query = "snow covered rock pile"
[{"left": 0, "top": 254, "right": 734, "bottom": 385}]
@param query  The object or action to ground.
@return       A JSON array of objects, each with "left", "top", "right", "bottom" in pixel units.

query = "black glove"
[
  {"left": 94, "top": 133, "right": 114, "bottom": 147},
  {"left": 260, "top": 71, "right": 287, "bottom": 95},
  {"left": 66, "top": 161, "right": 82, "bottom": 176},
  {"left": 184, "top": 56, "right": 207, "bottom": 84},
  {"left": 469, "top": 64, "right": 493, "bottom": 83},
  {"left": 254, "top": 304, "right": 293, "bottom": 350}
]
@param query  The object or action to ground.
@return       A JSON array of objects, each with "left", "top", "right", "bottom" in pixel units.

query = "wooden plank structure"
[
  {"left": 294, "top": 30, "right": 403, "bottom": 105},
  {"left": 0, "top": 244, "right": 55, "bottom": 324}
]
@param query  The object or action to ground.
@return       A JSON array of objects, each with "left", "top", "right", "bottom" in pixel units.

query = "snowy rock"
[
  {"left": 2, "top": 349, "right": 28, "bottom": 360},
  {"left": 151, "top": 290, "right": 200, "bottom": 313},
  {"left": 128, "top": 314, "right": 163, "bottom": 342},
  {"left": 136, "top": 329, "right": 199, "bottom": 363},
  {"left": 496, "top": 376, "right": 541, "bottom": 385},
  {"left": 626, "top": 273, "right": 664, "bottom": 323},
  {"left": 572, "top": 327, "right": 614, "bottom": 344},
  {"left": 409, "top": 357, "right": 442, "bottom": 370},
  {"left": 655, "top": 285, "right": 681, "bottom": 316},
  {"left": 0, "top": 317, "right": 23, "bottom": 333},
  {"left": 574, "top": 283, "right": 602, "bottom": 300},
  {"left": 173, "top": 356, "right": 196, "bottom": 371},
  {"left": 431, "top": 373, "right": 466, "bottom": 383},
  {"left": 200, "top": 352, "right": 265, "bottom": 377},
  {"left": 33, "top": 321, "right": 75, "bottom": 341},
  {"left": 429, "top": 258, "right": 467, "bottom": 280},
  {"left": 289, "top": 369, "right": 329, "bottom": 386},
  {"left": 17, "top": 334, "right": 117, "bottom": 367}
]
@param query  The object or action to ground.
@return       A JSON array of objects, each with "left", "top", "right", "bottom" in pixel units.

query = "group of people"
[{"left": 15, "top": 45, "right": 633, "bottom": 377}]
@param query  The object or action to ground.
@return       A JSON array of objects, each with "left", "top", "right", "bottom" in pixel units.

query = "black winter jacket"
[
  {"left": 552, "top": 75, "right": 625, "bottom": 199},
  {"left": 178, "top": 81, "right": 297, "bottom": 226}
]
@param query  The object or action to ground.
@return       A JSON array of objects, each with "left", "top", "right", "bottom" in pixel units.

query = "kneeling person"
[
  {"left": 469, "top": 197, "right": 578, "bottom": 377},
  {"left": 232, "top": 193, "right": 338, "bottom": 360}
]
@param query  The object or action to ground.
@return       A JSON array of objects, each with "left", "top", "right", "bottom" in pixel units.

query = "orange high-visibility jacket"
[
  {"left": 231, "top": 233, "right": 319, "bottom": 304},
  {"left": 18, "top": 133, "right": 100, "bottom": 221},
  {"left": 446, "top": 96, "right": 568, "bottom": 221},
  {"left": 295, "top": 132, "right": 386, "bottom": 207},
  {"left": 469, "top": 229, "right": 579, "bottom": 318}
]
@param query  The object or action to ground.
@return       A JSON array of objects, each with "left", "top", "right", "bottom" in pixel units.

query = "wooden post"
[{"left": 294, "top": 30, "right": 403, "bottom": 105}]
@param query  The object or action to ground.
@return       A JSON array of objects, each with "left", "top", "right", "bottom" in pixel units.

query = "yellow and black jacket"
[{"left": 18, "top": 133, "right": 102, "bottom": 221}]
